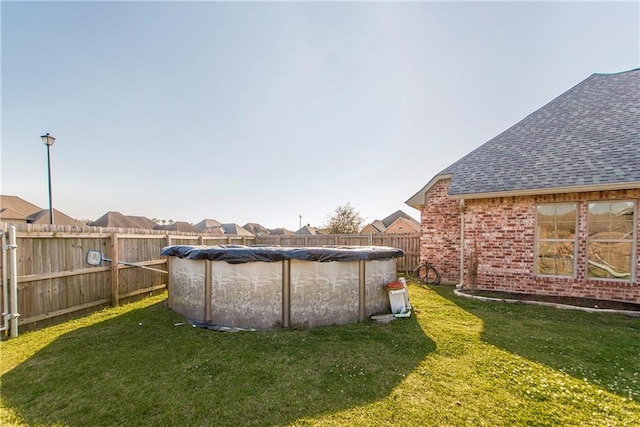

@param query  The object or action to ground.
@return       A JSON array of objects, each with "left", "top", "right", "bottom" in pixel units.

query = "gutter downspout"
[
  {"left": 459, "top": 200, "right": 465, "bottom": 289},
  {"left": 1, "top": 225, "right": 19, "bottom": 337}
]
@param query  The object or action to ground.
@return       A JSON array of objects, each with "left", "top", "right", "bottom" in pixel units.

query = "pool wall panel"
[
  {"left": 171, "top": 258, "right": 206, "bottom": 322},
  {"left": 210, "top": 261, "right": 282, "bottom": 329},
  {"left": 290, "top": 260, "right": 360, "bottom": 328},
  {"left": 365, "top": 260, "right": 397, "bottom": 317}
]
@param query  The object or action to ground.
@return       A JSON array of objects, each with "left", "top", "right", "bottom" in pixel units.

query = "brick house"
[
  {"left": 360, "top": 210, "right": 420, "bottom": 234},
  {"left": 406, "top": 69, "right": 640, "bottom": 303},
  {"left": 384, "top": 217, "right": 421, "bottom": 234}
]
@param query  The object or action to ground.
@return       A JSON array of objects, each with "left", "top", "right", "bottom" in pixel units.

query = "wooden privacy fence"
[
  {"left": 0, "top": 222, "right": 418, "bottom": 334},
  {"left": 254, "top": 234, "right": 419, "bottom": 272}
]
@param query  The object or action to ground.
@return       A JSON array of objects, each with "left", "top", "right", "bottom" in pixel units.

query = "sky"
[{"left": 1, "top": 1, "right": 639, "bottom": 231}]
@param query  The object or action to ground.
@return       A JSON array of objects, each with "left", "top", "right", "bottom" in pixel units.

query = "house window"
[
  {"left": 535, "top": 203, "right": 577, "bottom": 276},
  {"left": 587, "top": 201, "right": 635, "bottom": 280}
]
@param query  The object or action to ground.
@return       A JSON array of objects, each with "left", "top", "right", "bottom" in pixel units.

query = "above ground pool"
[{"left": 161, "top": 245, "right": 404, "bottom": 329}]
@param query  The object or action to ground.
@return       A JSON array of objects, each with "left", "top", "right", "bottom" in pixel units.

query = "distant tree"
[
  {"left": 168, "top": 219, "right": 174, "bottom": 224},
  {"left": 323, "top": 203, "right": 364, "bottom": 234}
]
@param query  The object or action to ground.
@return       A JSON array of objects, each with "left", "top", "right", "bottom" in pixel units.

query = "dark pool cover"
[{"left": 161, "top": 245, "right": 404, "bottom": 264}]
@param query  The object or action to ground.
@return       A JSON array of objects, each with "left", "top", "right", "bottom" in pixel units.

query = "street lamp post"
[{"left": 40, "top": 133, "right": 56, "bottom": 225}]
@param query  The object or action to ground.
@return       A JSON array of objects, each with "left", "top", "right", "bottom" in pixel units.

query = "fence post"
[
  {"left": 166, "top": 233, "right": 173, "bottom": 308},
  {"left": 9, "top": 225, "right": 19, "bottom": 338},
  {"left": 110, "top": 233, "right": 119, "bottom": 307}
]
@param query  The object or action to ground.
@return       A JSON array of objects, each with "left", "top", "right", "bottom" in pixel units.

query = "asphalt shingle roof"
[
  {"left": 431, "top": 69, "right": 640, "bottom": 199},
  {"left": 194, "top": 219, "right": 222, "bottom": 230},
  {"left": 91, "top": 211, "right": 142, "bottom": 228},
  {"left": 29, "top": 209, "right": 85, "bottom": 227},
  {"left": 0, "top": 195, "right": 85, "bottom": 226},
  {"left": 154, "top": 221, "right": 200, "bottom": 233},
  {"left": 0, "top": 195, "right": 42, "bottom": 216},
  {"left": 221, "top": 223, "right": 254, "bottom": 236}
]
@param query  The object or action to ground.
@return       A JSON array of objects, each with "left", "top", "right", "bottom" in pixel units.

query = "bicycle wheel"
[{"left": 412, "top": 263, "right": 441, "bottom": 285}]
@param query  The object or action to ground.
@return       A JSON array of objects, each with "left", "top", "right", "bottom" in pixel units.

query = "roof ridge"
[{"left": 592, "top": 67, "right": 640, "bottom": 76}]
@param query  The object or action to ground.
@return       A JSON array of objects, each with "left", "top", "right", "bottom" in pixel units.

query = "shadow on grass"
[
  {"left": 429, "top": 285, "right": 640, "bottom": 402},
  {"left": 2, "top": 299, "right": 435, "bottom": 426}
]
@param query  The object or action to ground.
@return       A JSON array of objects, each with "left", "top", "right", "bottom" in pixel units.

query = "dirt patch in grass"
[{"left": 459, "top": 289, "right": 640, "bottom": 312}]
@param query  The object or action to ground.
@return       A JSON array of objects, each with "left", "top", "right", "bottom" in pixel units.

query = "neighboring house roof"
[
  {"left": 360, "top": 211, "right": 419, "bottom": 234},
  {"left": 29, "top": 209, "right": 85, "bottom": 227},
  {"left": 407, "top": 68, "right": 640, "bottom": 207},
  {"left": 0, "top": 195, "right": 42, "bottom": 216},
  {"left": 0, "top": 207, "right": 29, "bottom": 222},
  {"left": 154, "top": 221, "right": 200, "bottom": 233},
  {"left": 295, "top": 225, "right": 318, "bottom": 235},
  {"left": 221, "top": 223, "right": 254, "bottom": 236},
  {"left": 371, "top": 220, "right": 386, "bottom": 232},
  {"left": 91, "top": 211, "right": 143, "bottom": 228},
  {"left": 128, "top": 216, "right": 158, "bottom": 229},
  {"left": 194, "top": 219, "right": 224, "bottom": 235},
  {"left": 385, "top": 217, "right": 421, "bottom": 234},
  {"left": 243, "top": 223, "right": 270, "bottom": 235},
  {"left": 0, "top": 195, "right": 84, "bottom": 226},
  {"left": 381, "top": 210, "right": 419, "bottom": 228},
  {"left": 269, "top": 227, "right": 294, "bottom": 235},
  {"left": 194, "top": 219, "right": 222, "bottom": 229},
  {"left": 360, "top": 220, "right": 386, "bottom": 234}
]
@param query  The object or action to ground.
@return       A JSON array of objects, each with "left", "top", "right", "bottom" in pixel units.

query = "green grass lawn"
[{"left": 1, "top": 283, "right": 639, "bottom": 426}]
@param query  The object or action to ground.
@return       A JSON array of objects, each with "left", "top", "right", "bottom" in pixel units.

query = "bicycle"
[{"left": 411, "top": 262, "right": 441, "bottom": 285}]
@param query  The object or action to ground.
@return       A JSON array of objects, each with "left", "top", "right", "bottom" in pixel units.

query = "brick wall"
[
  {"left": 420, "top": 180, "right": 640, "bottom": 303},
  {"left": 464, "top": 196, "right": 535, "bottom": 292},
  {"left": 420, "top": 179, "right": 461, "bottom": 283}
]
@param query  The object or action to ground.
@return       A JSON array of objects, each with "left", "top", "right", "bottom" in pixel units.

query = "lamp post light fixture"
[{"left": 40, "top": 132, "right": 56, "bottom": 225}]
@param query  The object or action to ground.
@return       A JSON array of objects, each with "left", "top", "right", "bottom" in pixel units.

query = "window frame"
[
  {"left": 534, "top": 202, "right": 578, "bottom": 278},
  {"left": 586, "top": 200, "right": 637, "bottom": 282}
]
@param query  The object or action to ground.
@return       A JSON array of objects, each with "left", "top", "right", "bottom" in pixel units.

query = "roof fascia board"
[
  {"left": 405, "top": 174, "right": 453, "bottom": 209},
  {"left": 448, "top": 181, "right": 640, "bottom": 200}
]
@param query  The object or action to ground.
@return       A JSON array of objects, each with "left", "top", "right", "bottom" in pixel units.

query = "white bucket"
[{"left": 388, "top": 288, "right": 410, "bottom": 316}]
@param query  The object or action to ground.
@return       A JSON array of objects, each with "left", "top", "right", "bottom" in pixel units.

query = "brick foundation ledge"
[{"left": 453, "top": 289, "right": 640, "bottom": 318}]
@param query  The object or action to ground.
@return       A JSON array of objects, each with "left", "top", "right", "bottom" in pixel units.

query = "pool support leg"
[
  {"left": 205, "top": 261, "right": 212, "bottom": 323},
  {"left": 282, "top": 260, "right": 291, "bottom": 328},
  {"left": 359, "top": 260, "right": 366, "bottom": 322}
]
